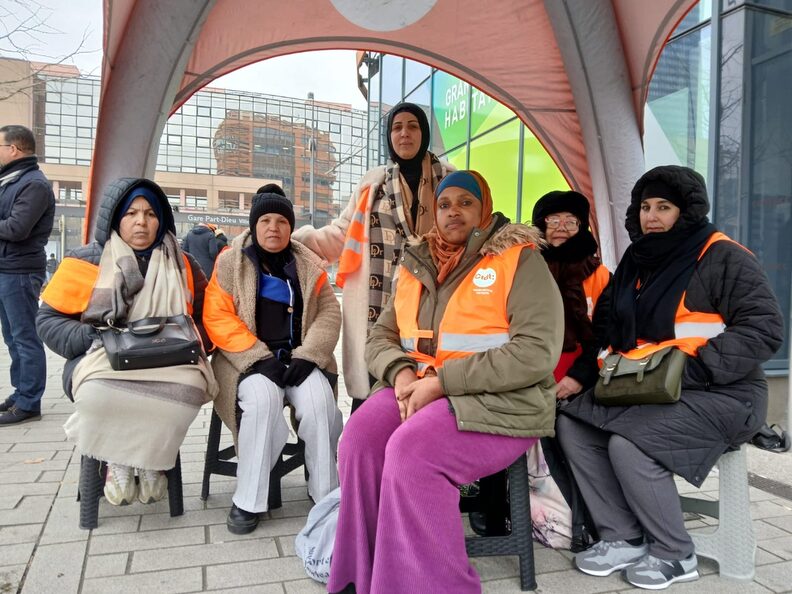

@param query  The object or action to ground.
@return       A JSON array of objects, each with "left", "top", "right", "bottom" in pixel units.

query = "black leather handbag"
[
  {"left": 594, "top": 346, "right": 687, "bottom": 406},
  {"left": 99, "top": 314, "right": 202, "bottom": 371}
]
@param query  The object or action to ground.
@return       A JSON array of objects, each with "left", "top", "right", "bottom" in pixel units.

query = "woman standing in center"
[
  {"left": 293, "top": 102, "right": 453, "bottom": 409},
  {"left": 327, "top": 171, "right": 563, "bottom": 594}
]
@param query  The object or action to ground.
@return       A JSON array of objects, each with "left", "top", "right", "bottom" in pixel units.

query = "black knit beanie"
[
  {"left": 256, "top": 183, "right": 286, "bottom": 196},
  {"left": 249, "top": 192, "right": 295, "bottom": 232},
  {"left": 531, "top": 190, "right": 590, "bottom": 232}
]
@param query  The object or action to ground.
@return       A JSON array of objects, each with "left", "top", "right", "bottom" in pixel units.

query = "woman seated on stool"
[
  {"left": 327, "top": 170, "right": 564, "bottom": 594},
  {"left": 203, "top": 191, "right": 343, "bottom": 535},
  {"left": 37, "top": 178, "right": 216, "bottom": 506},
  {"left": 557, "top": 165, "right": 784, "bottom": 590}
]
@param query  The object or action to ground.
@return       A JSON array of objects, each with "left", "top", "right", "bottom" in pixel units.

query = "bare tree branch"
[{"left": 0, "top": 0, "right": 98, "bottom": 102}]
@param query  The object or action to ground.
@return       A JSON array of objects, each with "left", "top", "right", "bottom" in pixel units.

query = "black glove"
[
  {"left": 248, "top": 357, "right": 287, "bottom": 388},
  {"left": 283, "top": 358, "right": 317, "bottom": 387}
]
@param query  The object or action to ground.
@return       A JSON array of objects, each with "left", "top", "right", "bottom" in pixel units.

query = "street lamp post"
[{"left": 308, "top": 91, "right": 315, "bottom": 225}]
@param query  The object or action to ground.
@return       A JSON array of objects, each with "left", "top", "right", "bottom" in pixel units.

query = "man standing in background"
[
  {"left": 45, "top": 252, "right": 59, "bottom": 282},
  {"left": 0, "top": 125, "right": 56, "bottom": 425}
]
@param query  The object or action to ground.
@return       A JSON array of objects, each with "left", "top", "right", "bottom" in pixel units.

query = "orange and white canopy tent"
[{"left": 91, "top": 0, "right": 696, "bottom": 265}]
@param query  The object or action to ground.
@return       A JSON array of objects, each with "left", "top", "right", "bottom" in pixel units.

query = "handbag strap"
[{"left": 127, "top": 317, "right": 168, "bottom": 336}]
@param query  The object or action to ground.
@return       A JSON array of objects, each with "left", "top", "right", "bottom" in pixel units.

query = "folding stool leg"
[
  {"left": 79, "top": 456, "right": 104, "bottom": 530},
  {"left": 167, "top": 452, "right": 184, "bottom": 517},
  {"left": 201, "top": 408, "right": 223, "bottom": 501},
  {"left": 689, "top": 446, "right": 755, "bottom": 581}
]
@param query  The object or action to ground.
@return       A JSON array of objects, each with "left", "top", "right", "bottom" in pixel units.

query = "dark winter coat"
[
  {"left": 0, "top": 156, "right": 56, "bottom": 274},
  {"left": 182, "top": 225, "right": 223, "bottom": 279},
  {"left": 36, "top": 177, "right": 208, "bottom": 399},
  {"left": 561, "top": 166, "right": 784, "bottom": 487}
]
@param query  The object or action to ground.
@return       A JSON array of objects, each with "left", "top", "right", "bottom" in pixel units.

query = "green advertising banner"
[{"left": 431, "top": 70, "right": 569, "bottom": 222}]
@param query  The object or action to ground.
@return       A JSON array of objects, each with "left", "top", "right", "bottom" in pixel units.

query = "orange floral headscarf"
[{"left": 424, "top": 170, "right": 493, "bottom": 284}]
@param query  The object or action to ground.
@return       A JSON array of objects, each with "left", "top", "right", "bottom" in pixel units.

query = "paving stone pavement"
[{"left": 1, "top": 340, "right": 791, "bottom": 593}]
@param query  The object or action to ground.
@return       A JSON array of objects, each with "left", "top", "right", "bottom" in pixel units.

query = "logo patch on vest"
[{"left": 473, "top": 267, "right": 496, "bottom": 294}]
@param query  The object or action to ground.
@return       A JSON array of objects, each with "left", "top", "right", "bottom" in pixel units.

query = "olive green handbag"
[{"left": 594, "top": 346, "right": 688, "bottom": 406}]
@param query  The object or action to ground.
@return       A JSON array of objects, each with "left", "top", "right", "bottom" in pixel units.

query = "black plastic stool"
[
  {"left": 201, "top": 407, "right": 306, "bottom": 509},
  {"left": 465, "top": 453, "right": 536, "bottom": 591},
  {"left": 77, "top": 453, "right": 184, "bottom": 530}
]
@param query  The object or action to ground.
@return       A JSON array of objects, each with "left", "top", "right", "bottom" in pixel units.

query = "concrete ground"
[{"left": 1, "top": 342, "right": 791, "bottom": 593}]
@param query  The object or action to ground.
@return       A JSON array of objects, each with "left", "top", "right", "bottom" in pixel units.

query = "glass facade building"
[
  {"left": 645, "top": 0, "right": 792, "bottom": 369},
  {"left": 19, "top": 64, "right": 368, "bottom": 255}
]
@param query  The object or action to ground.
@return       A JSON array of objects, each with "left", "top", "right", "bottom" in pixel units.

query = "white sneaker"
[
  {"left": 104, "top": 464, "right": 137, "bottom": 505},
  {"left": 137, "top": 468, "right": 168, "bottom": 504}
]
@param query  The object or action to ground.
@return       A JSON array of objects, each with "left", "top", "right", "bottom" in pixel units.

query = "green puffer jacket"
[{"left": 366, "top": 216, "right": 564, "bottom": 437}]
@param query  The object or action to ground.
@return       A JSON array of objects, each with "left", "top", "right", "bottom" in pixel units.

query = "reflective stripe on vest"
[
  {"left": 336, "top": 186, "right": 371, "bottom": 288},
  {"left": 395, "top": 243, "right": 530, "bottom": 374},
  {"left": 606, "top": 231, "right": 734, "bottom": 361}
]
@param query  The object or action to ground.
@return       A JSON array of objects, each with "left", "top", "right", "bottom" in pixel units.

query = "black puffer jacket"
[
  {"left": 182, "top": 224, "right": 222, "bottom": 278},
  {"left": 36, "top": 178, "right": 208, "bottom": 399},
  {"left": 561, "top": 166, "right": 784, "bottom": 486}
]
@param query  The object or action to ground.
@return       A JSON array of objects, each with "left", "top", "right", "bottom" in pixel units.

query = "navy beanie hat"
[{"left": 249, "top": 192, "right": 296, "bottom": 233}]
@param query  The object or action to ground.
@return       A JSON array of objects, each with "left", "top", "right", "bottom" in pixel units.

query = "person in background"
[
  {"left": 38, "top": 178, "right": 216, "bottom": 505},
  {"left": 203, "top": 191, "right": 343, "bottom": 535},
  {"left": 0, "top": 124, "right": 56, "bottom": 426},
  {"left": 328, "top": 171, "right": 563, "bottom": 594},
  {"left": 293, "top": 102, "right": 453, "bottom": 410},
  {"left": 46, "top": 253, "right": 59, "bottom": 282},
  {"left": 558, "top": 165, "right": 784, "bottom": 590},
  {"left": 181, "top": 223, "right": 224, "bottom": 279}
]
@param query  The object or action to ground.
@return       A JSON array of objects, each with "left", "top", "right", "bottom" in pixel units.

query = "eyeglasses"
[
  {"left": 0, "top": 144, "right": 13, "bottom": 148},
  {"left": 545, "top": 216, "right": 580, "bottom": 230}
]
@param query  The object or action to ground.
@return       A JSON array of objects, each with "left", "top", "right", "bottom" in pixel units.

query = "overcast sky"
[{"left": 1, "top": 0, "right": 367, "bottom": 109}]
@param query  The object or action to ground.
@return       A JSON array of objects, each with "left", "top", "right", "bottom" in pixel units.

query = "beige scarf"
[{"left": 65, "top": 231, "right": 217, "bottom": 470}]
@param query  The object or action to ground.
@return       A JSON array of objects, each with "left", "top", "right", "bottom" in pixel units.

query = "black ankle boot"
[{"left": 227, "top": 504, "right": 260, "bottom": 534}]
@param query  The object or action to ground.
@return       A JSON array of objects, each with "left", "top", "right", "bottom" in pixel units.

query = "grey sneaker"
[
  {"left": 624, "top": 553, "right": 699, "bottom": 590},
  {"left": 574, "top": 539, "right": 648, "bottom": 576}
]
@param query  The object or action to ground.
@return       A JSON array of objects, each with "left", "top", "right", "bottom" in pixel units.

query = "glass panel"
[
  {"left": 468, "top": 120, "right": 521, "bottom": 220},
  {"left": 751, "top": 0, "right": 792, "bottom": 12},
  {"left": 470, "top": 86, "right": 514, "bottom": 137},
  {"left": 442, "top": 144, "right": 467, "bottom": 171},
  {"left": 714, "top": 10, "right": 746, "bottom": 240},
  {"left": 404, "top": 77, "right": 430, "bottom": 113},
  {"left": 645, "top": 24, "right": 711, "bottom": 174},
  {"left": 747, "top": 9, "right": 792, "bottom": 365},
  {"left": 404, "top": 59, "right": 430, "bottom": 96},
  {"left": 380, "top": 53, "right": 403, "bottom": 113},
  {"left": 431, "top": 70, "right": 470, "bottom": 155},
  {"left": 676, "top": 0, "right": 713, "bottom": 34},
  {"left": 521, "top": 124, "right": 571, "bottom": 224}
]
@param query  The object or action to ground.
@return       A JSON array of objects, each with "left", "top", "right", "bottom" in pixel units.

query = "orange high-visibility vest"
[
  {"left": 582, "top": 263, "right": 610, "bottom": 319},
  {"left": 336, "top": 186, "right": 371, "bottom": 288},
  {"left": 394, "top": 244, "right": 530, "bottom": 375},
  {"left": 42, "top": 253, "right": 196, "bottom": 316},
  {"left": 606, "top": 231, "right": 736, "bottom": 361}
]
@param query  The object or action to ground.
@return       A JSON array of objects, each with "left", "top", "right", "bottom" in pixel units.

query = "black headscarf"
[
  {"left": 532, "top": 190, "right": 600, "bottom": 351},
  {"left": 608, "top": 165, "right": 717, "bottom": 352},
  {"left": 386, "top": 102, "right": 430, "bottom": 217}
]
